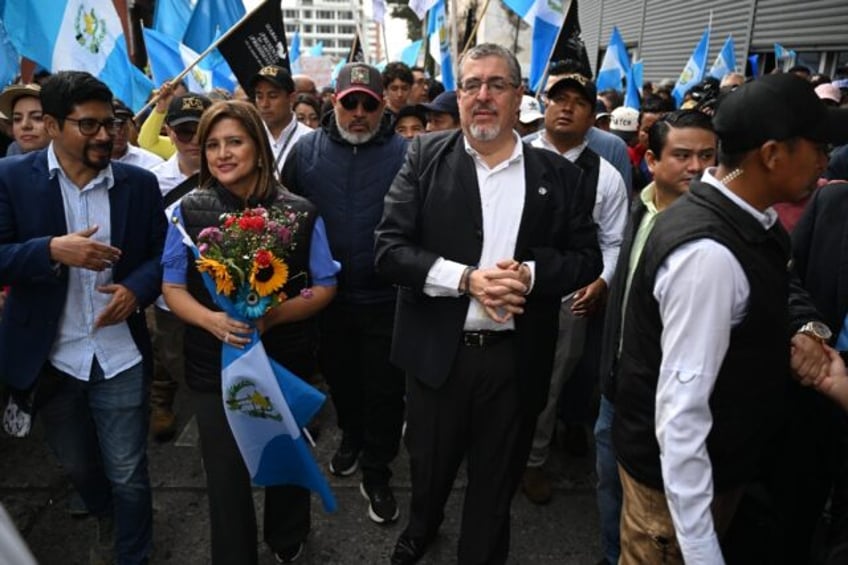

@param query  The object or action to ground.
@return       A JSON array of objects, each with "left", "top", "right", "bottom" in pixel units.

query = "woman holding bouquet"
[{"left": 161, "top": 100, "right": 339, "bottom": 564}]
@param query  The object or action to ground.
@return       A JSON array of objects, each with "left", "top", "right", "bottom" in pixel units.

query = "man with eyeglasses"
[
  {"left": 0, "top": 70, "right": 166, "bottom": 564},
  {"left": 375, "top": 43, "right": 601, "bottom": 565},
  {"left": 522, "top": 67, "right": 628, "bottom": 507},
  {"left": 147, "top": 92, "right": 212, "bottom": 441},
  {"left": 110, "top": 99, "right": 163, "bottom": 169},
  {"left": 282, "top": 62, "right": 409, "bottom": 526}
]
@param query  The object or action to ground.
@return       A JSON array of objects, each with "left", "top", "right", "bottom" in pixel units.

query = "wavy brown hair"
[{"left": 197, "top": 99, "right": 277, "bottom": 200}]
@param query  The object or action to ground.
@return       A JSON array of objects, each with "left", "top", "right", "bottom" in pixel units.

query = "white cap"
[
  {"left": 519, "top": 95, "right": 544, "bottom": 124},
  {"left": 610, "top": 106, "right": 639, "bottom": 133},
  {"left": 815, "top": 83, "right": 842, "bottom": 104}
]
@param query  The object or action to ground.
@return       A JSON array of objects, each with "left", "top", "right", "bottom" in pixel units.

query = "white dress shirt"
[
  {"left": 653, "top": 168, "right": 778, "bottom": 564},
  {"left": 266, "top": 118, "right": 312, "bottom": 174},
  {"left": 46, "top": 144, "right": 142, "bottom": 381},
  {"left": 531, "top": 135, "right": 627, "bottom": 285},
  {"left": 114, "top": 144, "right": 164, "bottom": 170},
  {"left": 422, "top": 132, "right": 535, "bottom": 331}
]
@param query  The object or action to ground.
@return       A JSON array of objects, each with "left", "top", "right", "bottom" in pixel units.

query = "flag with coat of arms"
[
  {"left": 2, "top": 0, "right": 154, "bottom": 111},
  {"left": 672, "top": 26, "right": 710, "bottom": 106}
]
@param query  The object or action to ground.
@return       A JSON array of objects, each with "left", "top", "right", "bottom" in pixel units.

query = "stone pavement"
[{"left": 0, "top": 391, "right": 602, "bottom": 564}]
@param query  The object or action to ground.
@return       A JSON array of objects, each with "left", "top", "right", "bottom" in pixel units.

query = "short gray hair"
[{"left": 458, "top": 43, "right": 522, "bottom": 87}]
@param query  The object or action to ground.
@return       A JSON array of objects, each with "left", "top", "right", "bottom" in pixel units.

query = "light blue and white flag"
[
  {"left": 427, "top": 0, "right": 455, "bottom": 90},
  {"left": 290, "top": 32, "right": 301, "bottom": 74},
  {"left": 3, "top": 0, "right": 154, "bottom": 111},
  {"left": 183, "top": 0, "right": 245, "bottom": 54},
  {"left": 173, "top": 219, "right": 337, "bottom": 511},
  {"left": 503, "top": 0, "right": 568, "bottom": 92},
  {"left": 624, "top": 60, "right": 642, "bottom": 110},
  {"left": 398, "top": 39, "right": 423, "bottom": 68},
  {"left": 373, "top": 0, "right": 387, "bottom": 24},
  {"left": 153, "top": 0, "right": 192, "bottom": 42},
  {"left": 672, "top": 26, "right": 710, "bottom": 106},
  {"left": 774, "top": 42, "right": 796, "bottom": 71},
  {"left": 709, "top": 35, "right": 736, "bottom": 80},
  {"left": 143, "top": 27, "right": 235, "bottom": 94},
  {"left": 309, "top": 41, "right": 324, "bottom": 57},
  {"left": 0, "top": 20, "right": 19, "bottom": 90},
  {"left": 595, "top": 26, "right": 630, "bottom": 92},
  {"left": 408, "top": 0, "right": 439, "bottom": 20}
]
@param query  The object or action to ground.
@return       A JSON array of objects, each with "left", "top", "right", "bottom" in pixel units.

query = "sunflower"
[
  {"left": 250, "top": 252, "right": 289, "bottom": 296},
  {"left": 196, "top": 257, "right": 234, "bottom": 295}
]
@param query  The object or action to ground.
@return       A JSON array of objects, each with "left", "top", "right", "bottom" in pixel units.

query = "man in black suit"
[{"left": 375, "top": 43, "right": 601, "bottom": 565}]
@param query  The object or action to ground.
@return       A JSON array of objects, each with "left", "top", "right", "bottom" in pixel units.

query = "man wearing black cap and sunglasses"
[
  {"left": 281, "top": 62, "right": 409, "bottom": 526},
  {"left": 612, "top": 73, "right": 847, "bottom": 564},
  {"left": 147, "top": 92, "right": 212, "bottom": 441}
]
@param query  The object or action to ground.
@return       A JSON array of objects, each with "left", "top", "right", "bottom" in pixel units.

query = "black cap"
[
  {"left": 112, "top": 99, "right": 133, "bottom": 120},
  {"left": 335, "top": 63, "right": 383, "bottom": 101},
  {"left": 418, "top": 90, "right": 458, "bottom": 118},
  {"left": 396, "top": 104, "right": 426, "bottom": 124},
  {"left": 546, "top": 73, "right": 597, "bottom": 105},
  {"left": 249, "top": 65, "right": 295, "bottom": 93},
  {"left": 166, "top": 93, "right": 212, "bottom": 126},
  {"left": 713, "top": 73, "right": 848, "bottom": 153}
]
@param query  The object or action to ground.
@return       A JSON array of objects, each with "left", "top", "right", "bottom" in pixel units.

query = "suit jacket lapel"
[
  {"left": 33, "top": 152, "right": 68, "bottom": 236},
  {"left": 444, "top": 135, "right": 483, "bottom": 233},
  {"left": 109, "top": 166, "right": 128, "bottom": 248},
  {"left": 515, "top": 145, "right": 550, "bottom": 256}
]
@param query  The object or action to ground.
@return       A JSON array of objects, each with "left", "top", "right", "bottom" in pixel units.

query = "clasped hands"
[{"left": 467, "top": 259, "right": 531, "bottom": 323}]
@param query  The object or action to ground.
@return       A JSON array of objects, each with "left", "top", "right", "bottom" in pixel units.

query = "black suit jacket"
[{"left": 375, "top": 130, "right": 601, "bottom": 413}]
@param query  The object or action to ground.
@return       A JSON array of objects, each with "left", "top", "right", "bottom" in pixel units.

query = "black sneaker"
[
  {"left": 360, "top": 482, "right": 399, "bottom": 524},
  {"left": 273, "top": 541, "right": 304, "bottom": 563},
  {"left": 328, "top": 434, "right": 361, "bottom": 476}
]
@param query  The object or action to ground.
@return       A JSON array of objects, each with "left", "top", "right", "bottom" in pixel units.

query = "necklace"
[{"left": 720, "top": 168, "right": 744, "bottom": 185}]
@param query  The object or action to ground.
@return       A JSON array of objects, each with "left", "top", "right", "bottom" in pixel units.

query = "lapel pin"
[{"left": 538, "top": 187, "right": 548, "bottom": 196}]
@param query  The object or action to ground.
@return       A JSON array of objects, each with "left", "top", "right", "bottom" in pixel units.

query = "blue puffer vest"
[{"left": 284, "top": 111, "right": 408, "bottom": 304}]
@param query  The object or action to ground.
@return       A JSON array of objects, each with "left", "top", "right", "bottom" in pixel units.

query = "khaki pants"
[{"left": 618, "top": 465, "right": 743, "bottom": 565}]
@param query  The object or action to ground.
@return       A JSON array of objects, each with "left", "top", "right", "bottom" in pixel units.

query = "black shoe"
[
  {"left": 390, "top": 532, "right": 431, "bottom": 565},
  {"left": 359, "top": 482, "right": 399, "bottom": 524},
  {"left": 328, "top": 434, "right": 361, "bottom": 476},
  {"left": 273, "top": 541, "right": 304, "bottom": 563}
]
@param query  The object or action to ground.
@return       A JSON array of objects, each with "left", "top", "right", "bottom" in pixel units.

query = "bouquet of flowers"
[{"left": 194, "top": 206, "right": 309, "bottom": 319}]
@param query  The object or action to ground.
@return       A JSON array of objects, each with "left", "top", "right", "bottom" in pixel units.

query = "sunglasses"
[
  {"left": 172, "top": 123, "right": 198, "bottom": 143},
  {"left": 339, "top": 93, "right": 380, "bottom": 112}
]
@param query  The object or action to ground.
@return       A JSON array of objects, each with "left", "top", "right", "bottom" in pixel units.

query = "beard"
[
  {"left": 84, "top": 139, "right": 114, "bottom": 170},
  {"left": 338, "top": 119, "right": 377, "bottom": 145},
  {"left": 466, "top": 103, "right": 501, "bottom": 142}
]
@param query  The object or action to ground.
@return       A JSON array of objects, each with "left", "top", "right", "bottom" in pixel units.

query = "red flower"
[
  {"left": 255, "top": 249, "right": 272, "bottom": 267},
  {"left": 223, "top": 215, "right": 236, "bottom": 228},
  {"left": 250, "top": 216, "right": 265, "bottom": 231}
]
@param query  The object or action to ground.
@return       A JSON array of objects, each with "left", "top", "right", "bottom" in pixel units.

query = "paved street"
[{"left": 1, "top": 391, "right": 602, "bottom": 564}]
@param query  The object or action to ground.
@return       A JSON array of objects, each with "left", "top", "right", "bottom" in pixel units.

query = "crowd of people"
[{"left": 0, "top": 44, "right": 848, "bottom": 565}]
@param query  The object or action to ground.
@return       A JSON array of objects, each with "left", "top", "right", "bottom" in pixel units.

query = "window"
[
  {"left": 317, "top": 24, "right": 333, "bottom": 34},
  {"left": 303, "top": 10, "right": 312, "bottom": 18},
  {"left": 317, "top": 10, "right": 335, "bottom": 19},
  {"left": 340, "top": 11, "right": 353, "bottom": 20},
  {"left": 338, "top": 25, "right": 355, "bottom": 35},
  {"left": 303, "top": 24, "right": 313, "bottom": 33},
  {"left": 284, "top": 10, "right": 297, "bottom": 19}
]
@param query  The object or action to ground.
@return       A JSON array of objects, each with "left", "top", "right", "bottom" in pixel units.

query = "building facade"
[
  {"left": 282, "top": 0, "right": 377, "bottom": 61},
  {"left": 461, "top": 0, "right": 848, "bottom": 84}
]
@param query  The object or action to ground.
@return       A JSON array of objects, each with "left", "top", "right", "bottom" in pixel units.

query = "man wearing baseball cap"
[
  {"left": 147, "top": 92, "right": 212, "bottom": 441},
  {"left": 249, "top": 65, "right": 312, "bottom": 173},
  {"left": 110, "top": 99, "right": 163, "bottom": 169},
  {"left": 418, "top": 90, "right": 459, "bottom": 132},
  {"left": 282, "top": 62, "right": 408, "bottom": 526},
  {"left": 516, "top": 94, "right": 544, "bottom": 137},
  {"left": 613, "top": 73, "right": 846, "bottom": 564}
]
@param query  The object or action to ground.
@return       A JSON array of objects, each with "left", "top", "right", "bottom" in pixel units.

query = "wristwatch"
[{"left": 796, "top": 321, "right": 833, "bottom": 344}]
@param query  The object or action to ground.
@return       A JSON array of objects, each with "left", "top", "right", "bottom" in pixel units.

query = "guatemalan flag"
[
  {"left": 427, "top": 0, "right": 455, "bottom": 91},
  {"left": 672, "top": 26, "right": 710, "bottom": 106},
  {"left": 2, "top": 0, "right": 154, "bottom": 111},
  {"left": 143, "top": 27, "right": 236, "bottom": 94},
  {"left": 595, "top": 26, "right": 630, "bottom": 91},
  {"left": 173, "top": 220, "right": 337, "bottom": 512},
  {"left": 708, "top": 35, "right": 736, "bottom": 80},
  {"left": 504, "top": 0, "right": 568, "bottom": 92}
]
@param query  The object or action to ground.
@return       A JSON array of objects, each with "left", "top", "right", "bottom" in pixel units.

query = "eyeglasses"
[
  {"left": 63, "top": 117, "right": 120, "bottom": 136},
  {"left": 339, "top": 93, "right": 380, "bottom": 112},
  {"left": 172, "top": 123, "right": 199, "bottom": 143},
  {"left": 458, "top": 77, "right": 517, "bottom": 95}
]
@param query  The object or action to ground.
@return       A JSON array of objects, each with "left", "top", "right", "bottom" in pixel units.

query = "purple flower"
[
  {"left": 300, "top": 288, "right": 314, "bottom": 299},
  {"left": 277, "top": 226, "right": 291, "bottom": 244},
  {"left": 199, "top": 243, "right": 209, "bottom": 255},
  {"left": 198, "top": 227, "right": 223, "bottom": 243},
  {"left": 253, "top": 206, "right": 268, "bottom": 217}
]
